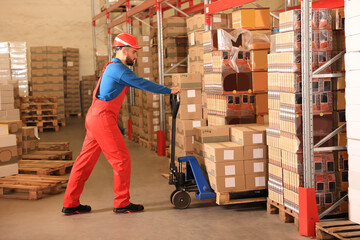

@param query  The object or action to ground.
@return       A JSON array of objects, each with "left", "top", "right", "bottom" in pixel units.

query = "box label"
[
  {"left": 190, "top": 32, "right": 195, "bottom": 46},
  {"left": 144, "top": 68, "right": 150, "bottom": 74},
  {"left": 142, "top": 57, "right": 149, "bottom": 63},
  {"left": 253, "top": 148, "right": 264, "bottom": 159},
  {"left": 254, "top": 162, "right": 264, "bottom": 173},
  {"left": 225, "top": 165, "right": 236, "bottom": 175},
  {"left": 143, "top": 46, "right": 149, "bottom": 52},
  {"left": 187, "top": 104, "right": 196, "bottom": 113},
  {"left": 225, "top": 177, "right": 235, "bottom": 188},
  {"left": 187, "top": 90, "right": 196, "bottom": 98},
  {"left": 255, "top": 176, "right": 266, "bottom": 187},
  {"left": 252, "top": 134, "right": 263, "bottom": 144},
  {"left": 213, "top": 16, "right": 221, "bottom": 23},
  {"left": 224, "top": 150, "right": 234, "bottom": 160},
  {"left": 192, "top": 120, "right": 201, "bottom": 128}
]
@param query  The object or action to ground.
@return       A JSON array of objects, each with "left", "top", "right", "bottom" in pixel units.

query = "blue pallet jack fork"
[{"left": 169, "top": 94, "right": 216, "bottom": 209}]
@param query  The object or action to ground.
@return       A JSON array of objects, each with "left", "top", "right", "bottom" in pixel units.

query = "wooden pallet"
[
  {"left": 216, "top": 191, "right": 267, "bottom": 206},
  {"left": 21, "top": 96, "right": 57, "bottom": 103},
  {"left": 21, "top": 109, "right": 57, "bottom": 116},
  {"left": 38, "top": 125, "right": 60, "bottom": 132},
  {"left": 0, "top": 174, "right": 68, "bottom": 200},
  {"left": 132, "top": 135, "right": 139, "bottom": 143},
  {"left": 316, "top": 220, "right": 360, "bottom": 240},
  {"left": 58, "top": 120, "right": 66, "bottom": 127},
  {"left": 38, "top": 142, "right": 70, "bottom": 151},
  {"left": 22, "top": 150, "right": 73, "bottom": 160},
  {"left": 19, "top": 160, "right": 74, "bottom": 175},
  {"left": 267, "top": 198, "right": 299, "bottom": 229}
]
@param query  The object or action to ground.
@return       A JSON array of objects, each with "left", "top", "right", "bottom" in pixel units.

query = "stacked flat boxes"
[
  {"left": 172, "top": 74, "right": 206, "bottom": 165},
  {"left": 30, "top": 46, "right": 65, "bottom": 125},
  {"left": 345, "top": 0, "right": 360, "bottom": 224},
  {"left": 267, "top": 9, "right": 337, "bottom": 214},
  {"left": 64, "top": 48, "right": 81, "bottom": 116},
  {"left": 80, "top": 75, "right": 96, "bottom": 116},
  {"left": 10, "top": 42, "right": 29, "bottom": 97},
  {"left": 0, "top": 124, "right": 18, "bottom": 177}
]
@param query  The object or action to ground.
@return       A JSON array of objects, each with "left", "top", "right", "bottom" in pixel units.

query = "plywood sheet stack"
[
  {"left": 344, "top": 0, "right": 360, "bottom": 224},
  {"left": 30, "top": 46, "right": 65, "bottom": 125},
  {"left": 80, "top": 75, "right": 96, "bottom": 116},
  {"left": 64, "top": 48, "right": 81, "bottom": 116},
  {"left": 267, "top": 9, "right": 338, "bottom": 214}
]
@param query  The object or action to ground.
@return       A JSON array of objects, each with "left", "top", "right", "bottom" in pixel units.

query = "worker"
[{"left": 62, "top": 33, "right": 180, "bottom": 215}]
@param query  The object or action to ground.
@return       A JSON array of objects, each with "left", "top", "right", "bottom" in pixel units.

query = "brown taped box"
[
  {"left": 205, "top": 158, "right": 244, "bottom": 177},
  {"left": 176, "top": 119, "right": 206, "bottom": 136},
  {"left": 230, "top": 126, "right": 266, "bottom": 146},
  {"left": 30, "top": 46, "right": 47, "bottom": 54},
  {"left": 251, "top": 49, "right": 268, "bottom": 71},
  {"left": 255, "top": 93, "right": 268, "bottom": 115},
  {"left": 22, "top": 140, "right": 39, "bottom": 154},
  {"left": 193, "top": 141, "right": 204, "bottom": 157},
  {"left": 252, "top": 71, "right": 268, "bottom": 93},
  {"left": 194, "top": 125, "right": 230, "bottom": 143},
  {"left": 31, "top": 61, "right": 47, "bottom": 69},
  {"left": 204, "top": 142, "right": 243, "bottom": 162},
  {"left": 178, "top": 103, "right": 202, "bottom": 120},
  {"left": 137, "top": 35, "right": 150, "bottom": 46},
  {"left": 0, "top": 120, "right": 22, "bottom": 134},
  {"left": 208, "top": 174, "right": 245, "bottom": 192},
  {"left": 22, "top": 126, "right": 37, "bottom": 141},
  {"left": 179, "top": 89, "right": 202, "bottom": 104},
  {"left": 244, "top": 159, "right": 267, "bottom": 174},
  {"left": 31, "top": 54, "right": 47, "bottom": 61},
  {"left": 243, "top": 145, "right": 268, "bottom": 160},
  {"left": 142, "top": 92, "right": 160, "bottom": 110},
  {"left": 245, "top": 173, "right": 267, "bottom": 190},
  {"left": 175, "top": 133, "right": 194, "bottom": 152},
  {"left": 0, "top": 145, "right": 18, "bottom": 166},
  {"left": 232, "top": 8, "right": 270, "bottom": 30},
  {"left": 188, "top": 31, "right": 204, "bottom": 47}
]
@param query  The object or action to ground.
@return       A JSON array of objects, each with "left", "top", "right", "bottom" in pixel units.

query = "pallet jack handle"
[{"left": 169, "top": 94, "right": 180, "bottom": 184}]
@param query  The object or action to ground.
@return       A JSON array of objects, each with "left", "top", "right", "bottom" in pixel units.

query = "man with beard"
[{"left": 62, "top": 33, "right": 180, "bottom": 215}]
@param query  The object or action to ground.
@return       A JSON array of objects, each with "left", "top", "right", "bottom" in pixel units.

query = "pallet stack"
[
  {"left": 64, "top": 48, "right": 81, "bottom": 117},
  {"left": 30, "top": 46, "right": 66, "bottom": 126},
  {"left": 80, "top": 75, "right": 96, "bottom": 116},
  {"left": 267, "top": 9, "right": 338, "bottom": 214},
  {"left": 20, "top": 96, "right": 59, "bottom": 132}
]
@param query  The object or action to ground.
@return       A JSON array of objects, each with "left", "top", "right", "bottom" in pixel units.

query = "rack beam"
[{"left": 205, "top": 0, "right": 255, "bottom": 15}]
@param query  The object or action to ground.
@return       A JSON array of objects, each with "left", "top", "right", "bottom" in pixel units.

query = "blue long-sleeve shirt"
[{"left": 96, "top": 58, "right": 171, "bottom": 101}]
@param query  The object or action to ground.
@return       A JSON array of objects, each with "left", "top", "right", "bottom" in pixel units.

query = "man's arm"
[{"left": 119, "top": 68, "right": 171, "bottom": 94}]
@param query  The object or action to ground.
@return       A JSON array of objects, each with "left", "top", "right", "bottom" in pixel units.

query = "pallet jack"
[{"left": 169, "top": 94, "right": 216, "bottom": 209}]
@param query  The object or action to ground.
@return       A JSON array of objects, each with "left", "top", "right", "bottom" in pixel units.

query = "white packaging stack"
[
  {"left": 345, "top": 0, "right": 360, "bottom": 224},
  {"left": 0, "top": 42, "right": 11, "bottom": 82},
  {"left": 0, "top": 84, "right": 20, "bottom": 121},
  {"left": 9, "top": 42, "right": 28, "bottom": 97},
  {"left": 0, "top": 124, "right": 18, "bottom": 177}
]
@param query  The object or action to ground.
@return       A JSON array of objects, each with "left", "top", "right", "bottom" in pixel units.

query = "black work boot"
[
  {"left": 113, "top": 203, "right": 144, "bottom": 214},
  {"left": 62, "top": 204, "right": 92, "bottom": 215}
]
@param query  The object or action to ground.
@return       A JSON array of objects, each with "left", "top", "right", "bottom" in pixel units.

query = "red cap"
[{"left": 113, "top": 33, "right": 142, "bottom": 49}]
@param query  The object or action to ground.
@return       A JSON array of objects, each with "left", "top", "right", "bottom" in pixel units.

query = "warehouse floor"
[{"left": 0, "top": 118, "right": 307, "bottom": 240}]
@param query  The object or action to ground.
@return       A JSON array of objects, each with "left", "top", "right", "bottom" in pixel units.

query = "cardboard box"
[
  {"left": 244, "top": 159, "right": 267, "bottom": 174},
  {"left": 143, "top": 92, "right": 160, "bottom": 109},
  {"left": 0, "top": 120, "right": 22, "bottom": 134},
  {"left": 0, "top": 145, "right": 18, "bottom": 165},
  {"left": 194, "top": 125, "right": 230, "bottom": 143},
  {"left": 208, "top": 174, "right": 245, "bottom": 192},
  {"left": 232, "top": 9, "right": 255, "bottom": 29},
  {"left": 0, "top": 134, "right": 16, "bottom": 148},
  {"left": 205, "top": 158, "right": 244, "bottom": 177},
  {"left": 172, "top": 73, "right": 202, "bottom": 89},
  {"left": 0, "top": 163, "right": 18, "bottom": 178},
  {"left": 0, "top": 124, "right": 8, "bottom": 136},
  {"left": 188, "top": 31, "right": 204, "bottom": 47},
  {"left": 252, "top": 72, "right": 268, "bottom": 93},
  {"left": 193, "top": 141, "right": 204, "bottom": 157},
  {"left": 255, "top": 93, "right": 268, "bottom": 115},
  {"left": 22, "top": 127, "right": 38, "bottom": 141},
  {"left": 244, "top": 145, "right": 267, "bottom": 160},
  {"left": 251, "top": 49, "right": 268, "bottom": 71},
  {"left": 175, "top": 133, "right": 194, "bottom": 152},
  {"left": 176, "top": 119, "right": 206, "bottom": 136},
  {"left": 230, "top": 126, "right": 266, "bottom": 146},
  {"left": 178, "top": 103, "right": 202, "bottom": 120},
  {"left": 137, "top": 35, "right": 150, "bottom": 46},
  {"left": 179, "top": 89, "right": 202, "bottom": 104},
  {"left": 245, "top": 173, "right": 267, "bottom": 190},
  {"left": 256, "top": 114, "right": 269, "bottom": 124},
  {"left": 336, "top": 90, "right": 345, "bottom": 110},
  {"left": 22, "top": 140, "right": 39, "bottom": 154},
  {"left": 186, "top": 14, "right": 205, "bottom": 33},
  {"left": 204, "top": 142, "right": 243, "bottom": 162}
]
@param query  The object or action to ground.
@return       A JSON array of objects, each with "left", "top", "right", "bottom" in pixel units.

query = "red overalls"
[{"left": 63, "top": 61, "right": 131, "bottom": 208}]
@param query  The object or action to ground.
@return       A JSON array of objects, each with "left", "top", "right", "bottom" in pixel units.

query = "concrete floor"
[{"left": 0, "top": 118, "right": 308, "bottom": 240}]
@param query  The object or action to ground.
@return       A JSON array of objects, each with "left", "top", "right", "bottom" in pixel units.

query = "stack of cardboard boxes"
[
  {"left": 95, "top": 55, "right": 109, "bottom": 78},
  {"left": 134, "top": 36, "right": 152, "bottom": 82},
  {"left": 22, "top": 126, "right": 39, "bottom": 154},
  {"left": 64, "top": 48, "right": 81, "bottom": 116},
  {"left": 267, "top": 9, "right": 339, "bottom": 214},
  {"left": 172, "top": 74, "right": 206, "bottom": 163},
  {"left": 80, "top": 75, "right": 96, "bottom": 116},
  {"left": 344, "top": 0, "right": 360, "bottom": 224},
  {"left": 0, "top": 124, "right": 18, "bottom": 177},
  {"left": 0, "top": 84, "right": 20, "bottom": 121},
  {"left": 30, "top": 46, "right": 66, "bottom": 125},
  {"left": 9, "top": 42, "right": 29, "bottom": 97},
  {"left": 0, "top": 42, "right": 11, "bottom": 82}
]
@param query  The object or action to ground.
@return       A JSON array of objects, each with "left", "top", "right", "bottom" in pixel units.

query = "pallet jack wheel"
[
  {"left": 170, "top": 190, "right": 178, "bottom": 205},
  {"left": 172, "top": 191, "right": 191, "bottom": 209}
]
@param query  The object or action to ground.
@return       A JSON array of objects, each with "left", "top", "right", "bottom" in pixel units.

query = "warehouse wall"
[{"left": 0, "top": 0, "right": 95, "bottom": 76}]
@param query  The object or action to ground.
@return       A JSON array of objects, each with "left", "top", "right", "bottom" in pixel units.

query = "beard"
[{"left": 125, "top": 56, "right": 135, "bottom": 66}]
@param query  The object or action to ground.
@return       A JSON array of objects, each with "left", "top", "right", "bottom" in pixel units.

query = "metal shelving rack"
[{"left": 91, "top": 0, "right": 347, "bottom": 230}]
